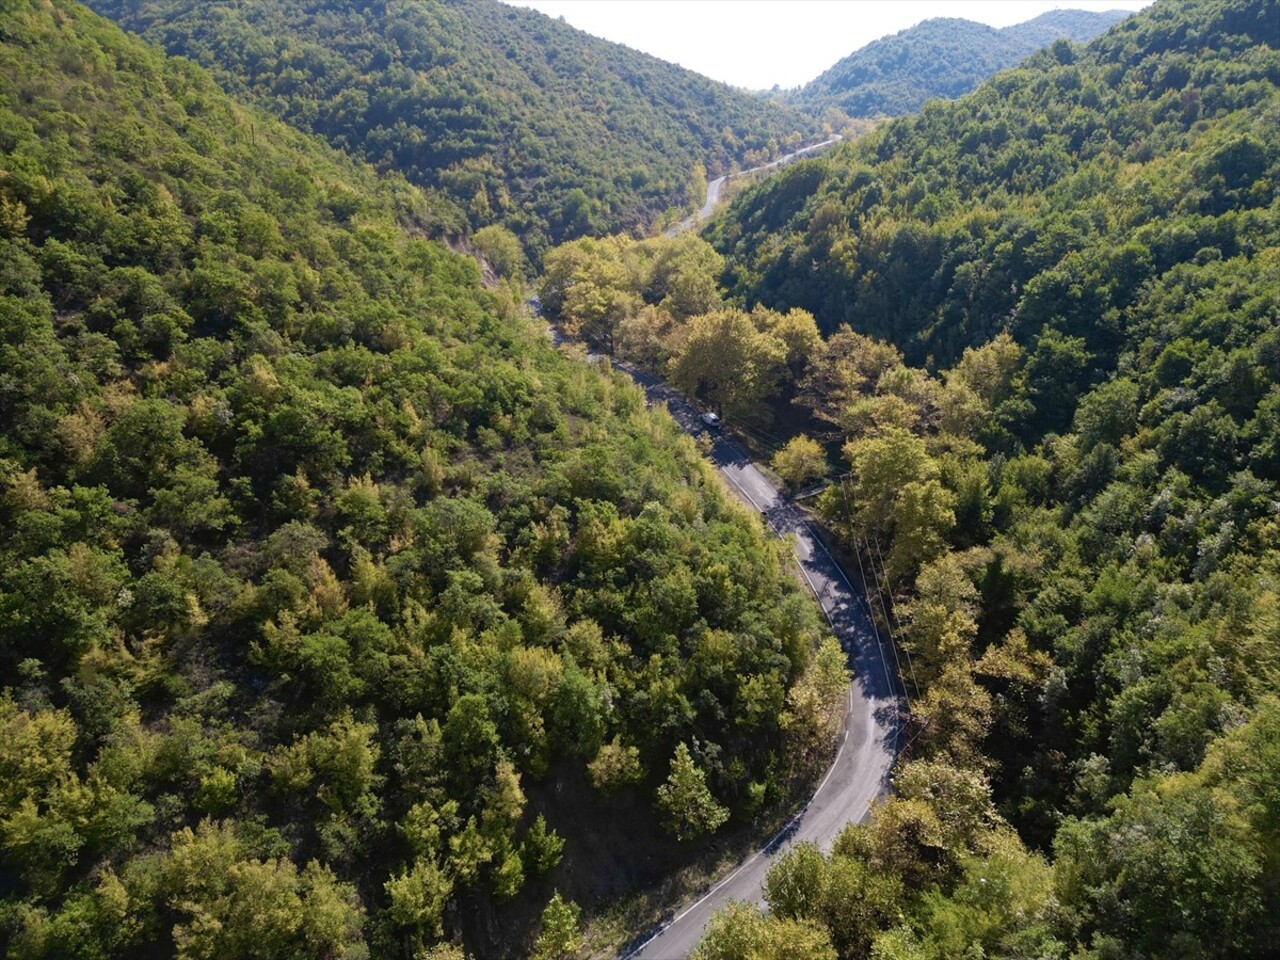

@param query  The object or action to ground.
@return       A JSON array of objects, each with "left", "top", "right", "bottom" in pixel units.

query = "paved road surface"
[
  {"left": 663, "top": 136, "right": 842, "bottom": 237},
  {"left": 610, "top": 363, "right": 903, "bottom": 960}
]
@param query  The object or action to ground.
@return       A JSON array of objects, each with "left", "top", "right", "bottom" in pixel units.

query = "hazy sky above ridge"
[{"left": 504, "top": 1, "right": 1154, "bottom": 90}]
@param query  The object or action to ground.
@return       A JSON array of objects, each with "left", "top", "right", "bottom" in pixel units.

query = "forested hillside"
[
  {"left": 83, "top": 0, "right": 816, "bottom": 262},
  {"left": 683, "top": 0, "right": 1280, "bottom": 956},
  {"left": 714, "top": 0, "right": 1277, "bottom": 372},
  {"left": 784, "top": 9, "right": 1129, "bottom": 119},
  {"left": 0, "top": 3, "right": 842, "bottom": 957}
]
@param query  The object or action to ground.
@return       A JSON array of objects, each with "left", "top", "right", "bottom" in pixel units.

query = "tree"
[
  {"left": 781, "top": 637, "right": 851, "bottom": 760},
  {"left": 587, "top": 737, "right": 645, "bottom": 793},
  {"left": 480, "top": 759, "right": 526, "bottom": 840},
  {"left": 521, "top": 814, "right": 565, "bottom": 876},
  {"left": 844, "top": 427, "right": 934, "bottom": 522},
  {"left": 818, "top": 855, "right": 903, "bottom": 959},
  {"left": 900, "top": 552, "right": 979, "bottom": 685},
  {"left": 798, "top": 327, "right": 904, "bottom": 427},
  {"left": 655, "top": 743, "right": 729, "bottom": 841},
  {"left": 161, "top": 822, "right": 367, "bottom": 958},
  {"left": 667, "top": 309, "right": 786, "bottom": 419},
  {"left": 764, "top": 843, "right": 828, "bottom": 919},
  {"left": 836, "top": 428, "right": 955, "bottom": 581},
  {"left": 0, "top": 699, "right": 77, "bottom": 810},
  {"left": 884, "top": 479, "right": 956, "bottom": 581},
  {"left": 912, "top": 664, "right": 992, "bottom": 767},
  {"left": 385, "top": 857, "right": 453, "bottom": 941},
  {"left": 1054, "top": 776, "right": 1267, "bottom": 959},
  {"left": 649, "top": 235, "right": 724, "bottom": 320},
  {"left": 532, "top": 892, "right": 583, "bottom": 960},
  {"left": 1019, "top": 330, "right": 1093, "bottom": 438},
  {"left": 772, "top": 435, "right": 829, "bottom": 491},
  {"left": 471, "top": 224, "right": 525, "bottom": 281},
  {"left": 693, "top": 901, "right": 838, "bottom": 960},
  {"left": 443, "top": 695, "right": 499, "bottom": 786},
  {"left": 755, "top": 306, "right": 822, "bottom": 386},
  {"left": 539, "top": 236, "right": 637, "bottom": 352}
]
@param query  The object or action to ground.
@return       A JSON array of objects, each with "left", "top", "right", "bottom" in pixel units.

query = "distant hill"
[
  {"left": 787, "top": 9, "right": 1130, "bottom": 117},
  {"left": 85, "top": 0, "right": 815, "bottom": 259}
]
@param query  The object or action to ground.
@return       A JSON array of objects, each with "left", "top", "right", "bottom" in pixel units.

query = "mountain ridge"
[
  {"left": 84, "top": 0, "right": 817, "bottom": 260},
  {"left": 786, "top": 8, "right": 1132, "bottom": 117}
]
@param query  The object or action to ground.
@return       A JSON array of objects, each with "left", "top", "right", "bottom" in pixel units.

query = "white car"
[{"left": 700, "top": 411, "right": 721, "bottom": 428}]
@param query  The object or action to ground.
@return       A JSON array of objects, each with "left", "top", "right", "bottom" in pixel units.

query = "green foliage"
[
  {"left": 531, "top": 892, "right": 584, "bottom": 960},
  {"left": 162, "top": 821, "right": 367, "bottom": 960},
  {"left": 772, "top": 436, "right": 829, "bottom": 491},
  {"left": 521, "top": 814, "right": 565, "bottom": 876},
  {"left": 668, "top": 310, "right": 788, "bottom": 420},
  {"left": 693, "top": 900, "right": 838, "bottom": 960},
  {"left": 0, "top": 3, "right": 835, "bottom": 955},
  {"left": 537, "top": 232, "right": 827, "bottom": 434},
  {"left": 587, "top": 737, "right": 646, "bottom": 793},
  {"left": 540, "top": 232, "right": 727, "bottom": 353},
  {"left": 656, "top": 742, "right": 730, "bottom": 842},
  {"left": 763, "top": 843, "right": 828, "bottom": 919},
  {"left": 470, "top": 224, "right": 526, "bottom": 282},
  {"left": 385, "top": 857, "right": 453, "bottom": 942},
  {"left": 785, "top": 11, "right": 1127, "bottom": 119},
  {"left": 85, "top": 0, "right": 814, "bottom": 259},
  {"left": 701, "top": 2, "right": 1280, "bottom": 957},
  {"left": 711, "top": 0, "right": 1280, "bottom": 378}
]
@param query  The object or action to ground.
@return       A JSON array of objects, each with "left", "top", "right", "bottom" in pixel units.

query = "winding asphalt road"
[
  {"left": 663, "top": 135, "right": 842, "bottom": 237},
  {"left": 609, "top": 363, "right": 903, "bottom": 959}
]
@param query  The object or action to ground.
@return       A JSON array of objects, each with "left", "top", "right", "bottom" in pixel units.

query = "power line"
[
  {"left": 870, "top": 530, "right": 921, "bottom": 703},
  {"left": 837, "top": 477, "right": 912, "bottom": 710},
  {"left": 732, "top": 414, "right": 792, "bottom": 448},
  {"left": 860, "top": 533, "right": 915, "bottom": 706},
  {"left": 725, "top": 414, "right": 786, "bottom": 450}
]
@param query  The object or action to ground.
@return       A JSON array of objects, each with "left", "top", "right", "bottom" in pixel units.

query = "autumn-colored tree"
[
  {"left": 668, "top": 309, "right": 786, "bottom": 419},
  {"left": 772, "top": 435, "right": 829, "bottom": 491}
]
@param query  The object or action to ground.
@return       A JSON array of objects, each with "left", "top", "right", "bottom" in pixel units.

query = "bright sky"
[{"left": 504, "top": 1, "right": 1154, "bottom": 90}]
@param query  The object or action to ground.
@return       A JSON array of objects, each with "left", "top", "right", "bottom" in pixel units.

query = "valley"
[
  {"left": 1, "top": 1, "right": 1278, "bottom": 958},
  {"left": 664, "top": 136, "right": 844, "bottom": 237},
  {"left": 607, "top": 360, "right": 900, "bottom": 960}
]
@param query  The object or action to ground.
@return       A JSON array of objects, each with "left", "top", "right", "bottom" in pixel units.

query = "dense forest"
[
  {"left": 0, "top": 3, "right": 845, "bottom": 957},
  {"left": 82, "top": 0, "right": 816, "bottom": 263},
  {"left": 539, "top": 0, "right": 1280, "bottom": 956},
  {"left": 692, "top": 0, "right": 1280, "bottom": 956},
  {"left": 783, "top": 10, "right": 1128, "bottom": 119},
  {"left": 6, "top": 0, "right": 1280, "bottom": 956}
]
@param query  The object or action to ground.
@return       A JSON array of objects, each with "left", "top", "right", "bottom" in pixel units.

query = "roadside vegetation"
[
  {"left": 689, "top": 0, "right": 1280, "bottom": 956},
  {"left": 0, "top": 4, "right": 843, "bottom": 956}
]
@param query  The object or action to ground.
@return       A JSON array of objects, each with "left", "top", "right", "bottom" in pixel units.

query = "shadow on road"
[{"left": 544, "top": 331, "right": 905, "bottom": 960}]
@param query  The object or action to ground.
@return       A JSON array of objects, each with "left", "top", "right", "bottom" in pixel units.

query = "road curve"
[
  {"left": 663, "top": 135, "right": 842, "bottom": 237},
  {"left": 613, "top": 363, "right": 903, "bottom": 960}
]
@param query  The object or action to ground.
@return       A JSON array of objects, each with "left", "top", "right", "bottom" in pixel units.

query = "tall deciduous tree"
[{"left": 668, "top": 310, "right": 786, "bottom": 419}]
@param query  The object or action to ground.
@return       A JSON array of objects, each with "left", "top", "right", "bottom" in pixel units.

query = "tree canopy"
[
  {"left": 0, "top": 3, "right": 836, "bottom": 955},
  {"left": 85, "top": 0, "right": 816, "bottom": 262},
  {"left": 696, "top": 1, "right": 1280, "bottom": 956},
  {"left": 784, "top": 11, "right": 1127, "bottom": 119}
]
